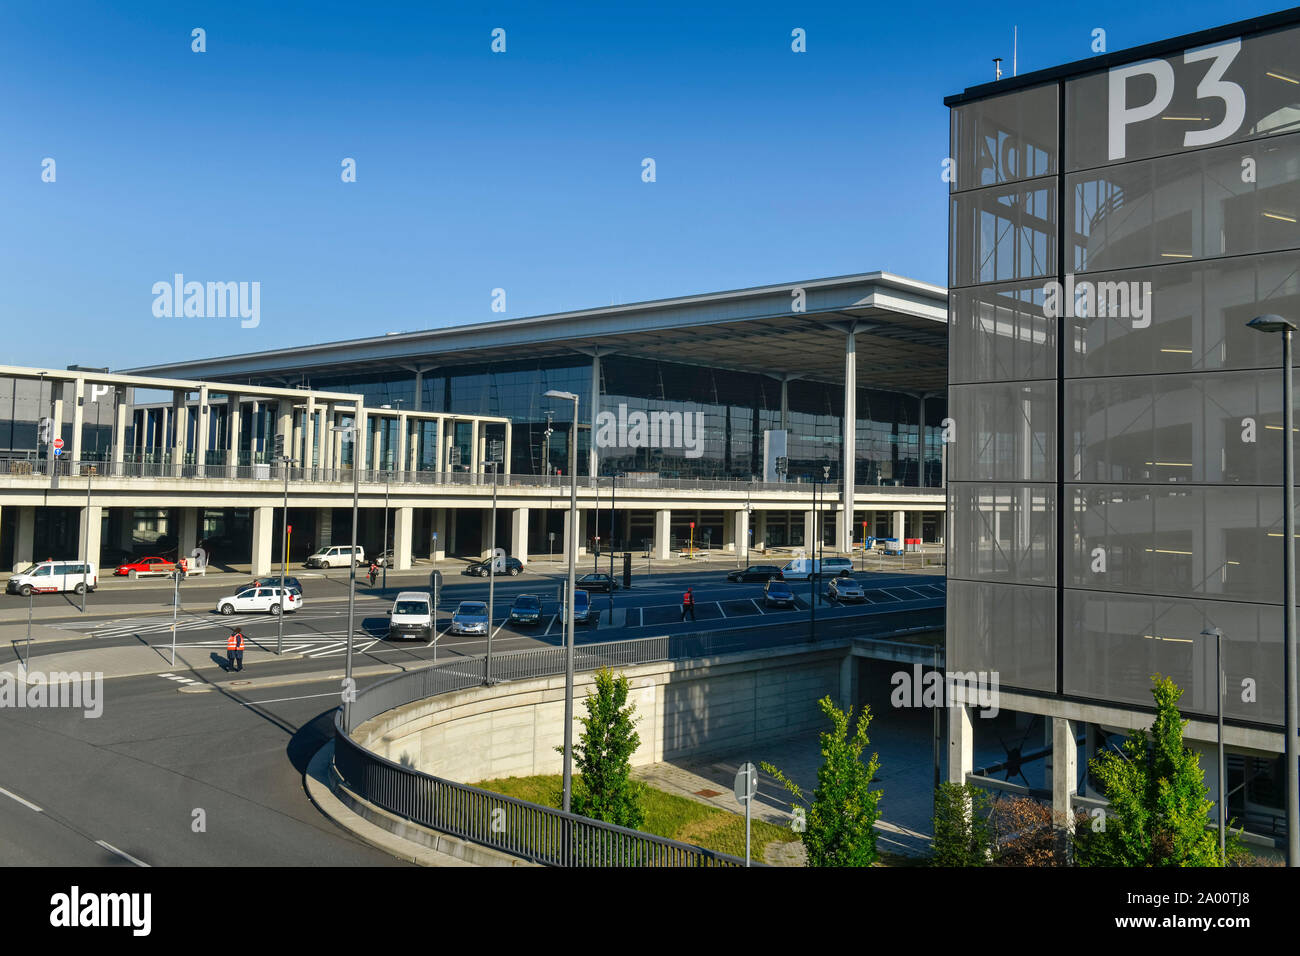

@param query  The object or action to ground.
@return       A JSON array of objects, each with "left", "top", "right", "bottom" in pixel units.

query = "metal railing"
[
  {"left": 333, "top": 613, "right": 942, "bottom": 866},
  {"left": 1, "top": 456, "right": 945, "bottom": 497}
]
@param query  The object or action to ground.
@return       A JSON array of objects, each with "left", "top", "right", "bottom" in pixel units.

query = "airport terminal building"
[
  {"left": 946, "top": 7, "right": 1300, "bottom": 841},
  {"left": 0, "top": 272, "right": 947, "bottom": 572}
]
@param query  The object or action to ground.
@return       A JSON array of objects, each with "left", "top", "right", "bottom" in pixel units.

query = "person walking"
[
  {"left": 680, "top": 586, "right": 696, "bottom": 622},
  {"left": 367, "top": 560, "right": 379, "bottom": 587},
  {"left": 227, "top": 627, "right": 246, "bottom": 672}
]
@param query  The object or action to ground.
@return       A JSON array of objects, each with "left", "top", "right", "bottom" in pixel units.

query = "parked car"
[
  {"left": 508, "top": 594, "right": 542, "bottom": 625},
  {"left": 562, "top": 589, "right": 592, "bottom": 625},
  {"left": 376, "top": 550, "right": 394, "bottom": 568},
  {"left": 577, "top": 573, "right": 618, "bottom": 592},
  {"left": 820, "top": 557, "right": 854, "bottom": 576},
  {"left": 726, "top": 565, "right": 783, "bottom": 583},
  {"left": 763, "top": 578, "right": 796, "bottom": 608},
  {"left": 304, "top": 545, "right": 365, "bottom": 569},
  {"left": 216, "top": 586, "right": 301, "bottom": 616},
  {"left": 7, "top": 561, "right": 97, "bottom": 597},
  {"left": 827, "top": 576, "right": 866, "bottom": 603},
  {"left": 465, "top": 556, "right": 523, "bottom": 577},
  {"left": 387, "top": 591, "right": 433, "bottom": 640},
  {"left": 450, "top": 601, "right": 490, "bottom": 635},
  {"left": 114, "top": 556, "right": 176, "bottom": 579},
  {"left": 243, "top": 575, "right": 305, "bottom": 594}
]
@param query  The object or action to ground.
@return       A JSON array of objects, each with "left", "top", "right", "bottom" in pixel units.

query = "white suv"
[
  {"left": 216, "top": 586, "right": 301, "bottom": 616},
  {"left": 304, "top": 545, "right": 365, "bottom": 569}
]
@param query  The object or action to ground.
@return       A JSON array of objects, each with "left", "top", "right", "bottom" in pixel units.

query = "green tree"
[
  {"left": 565, "top": 667, "right": 647, "bottom": 829},
  {"left": 1076, "top": 675, "right": 1238, "bottom": 867},
  {"left": 932, "top": 782, "right": 993, "bottom": 866},
  {"left": 763, "top": 696, "right": 882, "bottom": 866}
]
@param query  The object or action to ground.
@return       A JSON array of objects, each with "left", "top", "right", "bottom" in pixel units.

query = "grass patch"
[{"left": 473, "top": 773, "right": 799, "bottom": 862}]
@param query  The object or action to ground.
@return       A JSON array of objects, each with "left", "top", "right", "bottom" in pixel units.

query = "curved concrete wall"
[{"left": 352, "top": 643, "right": 850, "bottom": 783}]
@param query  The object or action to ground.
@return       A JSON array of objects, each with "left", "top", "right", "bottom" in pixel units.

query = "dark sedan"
[
  {"left": 726, "top": 565, "right": 783, "bottom": 583},
  {"left": 764, "top": 579, "right": 796, "bottom": 608},
  {"left": 508, "top": 594, "right": 543, "bottom": 624},
  {"left": 577, "top": 573, "right": 619, "bottom": 592},
  {"left": 464, "top": 557, "right": 524, "bottom": 577}
]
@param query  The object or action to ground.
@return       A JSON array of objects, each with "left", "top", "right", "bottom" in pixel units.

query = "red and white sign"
[{"left": 52, "top": 438, "right": 64, "bottom": 449}]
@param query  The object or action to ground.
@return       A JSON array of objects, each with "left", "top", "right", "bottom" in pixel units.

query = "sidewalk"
[{"left": 2, "top": 641, "right": 305, "bottom": 682}]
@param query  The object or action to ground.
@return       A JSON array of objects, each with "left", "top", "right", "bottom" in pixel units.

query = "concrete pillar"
[
  {"left": 112, "top": 387, "right": 128, "bottom": 475},
  {"left": 397, "top": 412, "right": 409, "bottom": 475},
  {"left": 406, "top": 416, "right": 420, "bottom": 472},
  {"left": 1052, "top": 717, "right": 1078, "bottom": 854},
  {"left": 393, "top": 506, "right": 414, "bottom": 570},
  {"left": 947, "top": 702, "right": 973, "bottom": 785},
  {"left": 430, "top": 508, "right": 446, "bottom": 561},
  {"left": 804, "top": 509, "right": 816, "bottom": 551},
  {"left": 370, "top": 413, "right": 383, "bottom": 471},
  {"left": 70, "top": 377, "right": 86, "bottom": 475},
  {"left": 444, "top": 419, "right": 456, "bottom": 473},
  {"left": 276, "top": 402, "right": 293, "bottom": 460},
  {"left": 563, "top": 508, "right": 587, "bottom": 559},
  {"left": 413, "top": 369, "right": 423, "bottom": 412},
  {"left": 14, "top": 506, "right": 35, "bottom": 571},
  {"left": 504, "top": 422, "right": 513, "bottom": 476},
  {"left": 196, "top": 385, "right": 210, "bottom": 477},
  {"left": 753, "top": 510, "right": 767, "bottom": 551},
  {"left": 171, "top": 392, "right": 188, "bottom": 477},
  {"left": 226, "top": 394, "right": 242, "bottom": 466},
  {"left": 511, "top": 507, "right": 529, "bottom": 564},
  {"left": 734, "top": 508, "right": 750, "bottom": 560},
  {"left": 321, "top": 404, "right": 334, "bottom": 472},
  {"left": 50, "top": 387, "right": 64, "bottom": 473},
  {"left": 447, "top": 508, "right": 458, "bottom": 557},
  {"left": 432, "top": 418, "right": 444, "bottom": 473},
  {"left": 316, "top": 508, "right": 333, "bottom": 550},
  {"left": 893, "top": 510, "right": 906, "bottom": 546},
  {"left": 841, "top": 327, "right": 856, "bottom": 556},
  {"left": 304, "top": 396, "right": 316, "bottom": 472},
  {"left": 177, "top": 508, "right": 201, "bottom": 559},
  {"left": 470, "top": 420, "right": 481, "bottom": 475},
  {"left": 780, "top": 378, "right": 789, "bottom": 431},
  {"left": 653, "top": 509, "right": 671, "bottom": 560},
  {"left": 251, "top": 507, "right": 274, "bottom": 576},
  {"left": 589, "top": 352, "right": 601, "bottom": 479},
  {"left": 78, "top": 504, "right": 102, "bottom": 566},
  {"left": 839, "top": 653, "right": 858, "bottom": 713}
]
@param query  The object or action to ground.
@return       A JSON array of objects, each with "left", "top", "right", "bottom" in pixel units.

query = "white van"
[
  {"left": 388, "top": 591, "right": 433, "bottom": 641},
  {"left": 780, "top": 557, "right": 819, "bottom": 581},
  {"left": 304, "top": 545, "right": 365, "bottom": 569},
  {"left": 7, "top": 561, "right": 98, "bottom": 597}
]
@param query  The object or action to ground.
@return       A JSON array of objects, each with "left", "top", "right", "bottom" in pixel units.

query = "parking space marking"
[
  {"left": 0, "top": 785, "right": 43, "bottom": 813},
  {"left": 96, "top": 840, "right": 150, "bottom": 867}
]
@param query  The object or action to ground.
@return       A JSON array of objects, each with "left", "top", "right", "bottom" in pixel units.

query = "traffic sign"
[
  {"left": 734, "top": 762, "right": 758, "bottom": 802},
  {"left": 52, "top": 438, "right": 64, "bottom": 449}
]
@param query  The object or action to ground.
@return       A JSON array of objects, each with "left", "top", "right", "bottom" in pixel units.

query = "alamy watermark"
[
  {"left": 890, "top": 665, "right": 1000, "bottom": 717},
  {"left": 1, "top": 671, "right": 103, "bottom": 718},
  {"left": 593, "top": 403, "right": 704, "bottom": 459},
  {"left": 152, "top": 274, "right": 260, "bottom": 328},
  {"left": 1042, "top": 272, "right": 1152, "bottom": 328}
]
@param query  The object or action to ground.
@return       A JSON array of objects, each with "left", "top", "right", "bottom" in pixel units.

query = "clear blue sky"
[{"left": 0, "top": 0, "right": 1287, "bottom": 369}]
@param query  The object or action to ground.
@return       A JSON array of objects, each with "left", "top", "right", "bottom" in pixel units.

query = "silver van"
[{"left": 304, "top": 545, "right": 366, "bottom": 569}]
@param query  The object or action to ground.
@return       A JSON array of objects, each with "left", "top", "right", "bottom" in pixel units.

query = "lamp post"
[
  {"left": 484, "top": 451, "right": 501, "bottom": 684},
  {"left": 81, "top": 465, "right": 93, "bottom": 614},
  {"left": 381, "top": 471, "right": 390, "bottom": 589},
  {"left": 545, "top": 389, "right": 580, "bottom": 813},
  {"left": 277, "top": 451, "right": 296, "bottom": 656},
  {"left": 1201, "top": 626, "right": 1227, "bottom": 863},
  {"left": 1247, "top": 314, "right": 1299, "bottom": 867},
  {"left": 332, "top": 416, "right": 362, "bottom": 731},
  {"left": 608, "top": 472, "right": 619, "bottom": 624}
]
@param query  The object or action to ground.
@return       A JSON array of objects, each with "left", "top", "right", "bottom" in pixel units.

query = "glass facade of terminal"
[
  {"left": 303, "top": 356, "right": 946, "bottom": 484},
  {"left": 948, "top": 22, "right": 1300, "bottom": 727}
]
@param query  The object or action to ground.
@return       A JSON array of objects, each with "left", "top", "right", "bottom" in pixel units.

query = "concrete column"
[
  {"left": 780, "top": 378, "right": 789, "bottom": 431},
  {"left": 563, "top": 508, "right": 587, "bottom": 559},
  {"left": 511, "top": 507, "right": 529, "bottom": 564},
  {"left": 470, "top": 420, "right": 480, "bottom": 475},
  {"left": 370, "top": 413, "right": 382, "bottom": 470},
  {"left": 316, "top": 508, "right": 333, "bottom": 550},
  {"left": 406, "top": 416, "right": 420, "bottom": 472},
  {"left": 195, "top": 385, "right": 210, "bottom": 477},
  {"left": 171, "top": 392, "right": 188, "bottom": 477},
  {"left": 78, "top": 504, "right": 103, "bottom": 566},
  {"left": 276, "top": 402, "right": 293, "bottom": 460},
  {"left": 432, "top": 418, "right": 444, "bottom": 473},
  {"left": 839, "top": 653, "right": 858, "bottom": 712},
  {"left": 14, "top": 506, "right": 35, "bottom": 571},
  {"left": 841, "top": 327, "right": 856, "bottom": 557},
  {"left": 444, "top": 419, "right": 456, "bottom": 473},
  {"left": 447, "top": 508, "right": 458, "bottom": 557},
  {"left": 947, "top": 702, "right": 973, "bottom": 785},
  {"left": 177, "top": 508, "right": 200, "bottom": 558},
  {"left": 753, "top": 510, "right": 767, "bottom": 551},
  {"left": 652, "top": 509, "right": 671, "bottom": 560},
  {"left": 321, "top": 405, "right": 333, "bottom": 472},
  {"left": 304, "top": 396, "right": 316, "bottom": 472},
  {"left": 393, "top": 506, "right": 414, "bottom": 570},
  {"left": 722, "top": 510, "right": 736, "bottom": 553},
  {"left": 50, "top": 387, "right": 64, "bottom": 473},
  {"left": 226, "top": 394, "right": 242, "bottom": 466},
  {"left": 70, "top": 377, "right": 86, "bottom": 475},
  {"left": 804, "top": 509, "right": 816, "bottom": 551},
  {"left": 413, "top": 369, "right": 423, "bottom": 411},
  {"left": 430, "top": 508, "right": 446, "bottom": 560},
  {"left": 397, "top": 412, "right": 409, "bottom": 475},
  {"left": 503, "top": 422, "right": 513, "bottom": 476},
  {"left": 251, "top": 507, "right": 274, "bottom": 576},
  {"left": 1052, "top": 717, "right": 1078, "bottom": 853},
  {"left": 112, "top": 387, "right": 128, "bottom": 475},
  {"left": 589, "top": 352, "right": 601, "bottom": 479},
  {"left": 734, "top": 508, "right": 749, "bottom": 559},
  {"left": 893, "top": 510, "right": 906, "bottom": 545}
]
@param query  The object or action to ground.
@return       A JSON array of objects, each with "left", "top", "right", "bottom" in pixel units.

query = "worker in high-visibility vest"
[
  {"left": 227, "top": 628, "right": 246, "bottom": 672},
  {"left": 680, "top": 587, "right": 696, "bottom": 622}
]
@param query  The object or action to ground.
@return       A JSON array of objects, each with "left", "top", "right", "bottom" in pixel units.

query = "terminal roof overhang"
[{"left": 123, "top": 271, "right": 949, "bottom": 394}]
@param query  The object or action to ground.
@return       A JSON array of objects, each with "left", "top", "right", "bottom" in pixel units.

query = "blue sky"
[{"left": 0, "top": 0, "right": 1288, "bottom": 368}]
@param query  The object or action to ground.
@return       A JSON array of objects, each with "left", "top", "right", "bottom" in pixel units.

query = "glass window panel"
[
  {"left": 951, "top": 84, "right": 1058, "bottom": 191},
  {"left": 949, "top": 382, "right": 1056, "bottom": 482},
  {"left": 947, "top": 579, "right": 1056, "bottom": 693},
  {"left": 948, "top": 482, "right": 1056, "bottom": 584},
  {"left": 949, "top": 281, "right": 1055, "bottom": 384},
  {"left": 950, "top": 179, "right": 1058, "bottom": 288}
]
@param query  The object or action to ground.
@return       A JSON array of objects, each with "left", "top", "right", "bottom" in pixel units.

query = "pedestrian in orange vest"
[
  {"left": 680, "top": 587, "right": 696, "bottom": 622},
  {"left": 227, "top": 628, "right": 246, "bottom": 672}
]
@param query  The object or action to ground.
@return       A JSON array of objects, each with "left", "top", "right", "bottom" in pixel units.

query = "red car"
[{"left": 113, "top": 556, "right": 177, "bottom": 579}]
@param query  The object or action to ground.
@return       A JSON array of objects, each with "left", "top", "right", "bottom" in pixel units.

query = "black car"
[
  {"left": 465, "top": 557, "right": 524, "bottom": 577},
  {"left": 726, "top": 565, "right": 783, "bottom": 583},
  {"left": 244, "top": 575, "right": 305, "bottom": 594},
  {"left": 509, "top": 594, "right": 543, "bottom": 624},
  {"left": 764, "top": 579, "right": 796, "bottom": 608},
  {"left": 577, "top": 573, "right": 619, "bottom": 592}
]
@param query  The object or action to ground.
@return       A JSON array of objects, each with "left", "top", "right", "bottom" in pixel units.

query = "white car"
[{"left": 216, "top": 586, "right": 301, "bottom": 616}]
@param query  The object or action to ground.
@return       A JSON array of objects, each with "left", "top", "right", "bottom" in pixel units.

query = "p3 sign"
[{"left": 1108, "top": 39, "right": 1244, "bottom": 161}]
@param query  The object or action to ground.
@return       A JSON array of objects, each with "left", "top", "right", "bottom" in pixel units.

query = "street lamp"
[
  {"left": 332, "top": 414, "right": 362, "bottom": 731},
  {"left": 483, "top": 449, "right": 502, "bottom": 683},
  {"left": 545, "top": 388, "right": 580, "bottom": 813},
  {"left": 277, "top": 449, "right": 297, "bottom": 656},
  {"left": 1201, "top": 625, "right": 1227, "bottom": 864},
  {"left": 1247, "top": 313, "right": 1299, "bottom": 867}
]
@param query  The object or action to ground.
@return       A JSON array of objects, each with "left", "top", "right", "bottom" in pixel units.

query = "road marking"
[
  {"left": 750, "top": 599, "right": 764, "bottom": 614},
  {"left": 96, "top": 840, "right": 150, "bottom": 867},
  {"left": 544, "top": 614, "right": 558, "bottom": 636},
  {"left": 242, "top": 692, "right": 342, "bottom": 705},
  {"left": 0, "top": 785, "right": 43, "bottom": 812},
  {"left": 716, "top": 602, "right": 726, "bottom": 618}
]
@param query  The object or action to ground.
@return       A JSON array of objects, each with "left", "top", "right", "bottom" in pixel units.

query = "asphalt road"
[{"left": 0, "top": 563, "right": 943, "bottom": 866}]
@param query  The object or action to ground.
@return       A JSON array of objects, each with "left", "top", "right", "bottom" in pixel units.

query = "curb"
[
  {"left": 304, "top": 739, "right": 532, "bottom": 867},
  {"left": 179, "top": 659, "right": 431, "bottom": 694}
]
